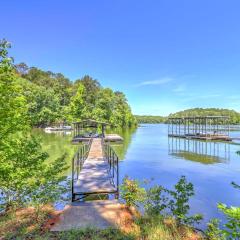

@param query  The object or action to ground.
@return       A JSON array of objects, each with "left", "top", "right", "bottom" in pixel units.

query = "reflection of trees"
[
  {"left": 168, "top": 137, "right": 230, "bottom": 164},
  {"left": 106, "top": 127, "right": 137, "bottom": 160},
  {"left": 31, "top": 129, "right": 77, "bottom": 174}
]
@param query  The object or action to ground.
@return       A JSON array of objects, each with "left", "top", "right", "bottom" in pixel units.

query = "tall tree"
[
  {"left": 0, "top": 40, "right": 28, "bottom": 143},
  {"left": 69, "top": 83, "right": 86, "bottom": 121},
  {"left": 0, "top": 40, "right": 68, "bottom": 211}
]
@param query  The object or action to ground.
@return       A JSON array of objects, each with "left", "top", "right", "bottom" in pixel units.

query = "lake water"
[{"left": 33, "top": 124, "right": 240, "bottom": 229}]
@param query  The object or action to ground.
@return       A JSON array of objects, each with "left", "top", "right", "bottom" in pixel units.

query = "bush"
[
  {"left": 0, "top": 136, "right": 68, "bottom": 212},
  {"left": 218, "top": 203, "right": 240, "bottom": 239},
  {"left": 144, "top": 185, "right": 168, "bottom": 216},
  {"left": 120, "top": 176, "right": 146, "bottom": 208},
  {"left": 123, "top": 176, "right": 203, "bottom": 228},
  {"left": 167, "top": 176, "right": 203, "bottom": 226},
  {"left": 206, "top": 182, "right": 240, "bottom": 240},
  {"left": 205, "top": 219, "right": 225, "bottom": 240}
]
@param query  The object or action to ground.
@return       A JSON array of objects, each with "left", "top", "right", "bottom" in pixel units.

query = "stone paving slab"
[{"left": 51, "top": 200, "right": 126, "bottom": 231}]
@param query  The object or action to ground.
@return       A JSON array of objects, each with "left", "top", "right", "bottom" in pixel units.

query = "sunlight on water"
[{"left": 34, "top": 124, "right": 240, "bottom": 228}]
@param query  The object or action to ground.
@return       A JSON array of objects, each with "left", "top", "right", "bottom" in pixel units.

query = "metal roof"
[
  {"left": 168, "top": 116, "right": 230, "bottom": 120},
  {"left": 73, "top": 119, "right": 110, "bottom": 126}
]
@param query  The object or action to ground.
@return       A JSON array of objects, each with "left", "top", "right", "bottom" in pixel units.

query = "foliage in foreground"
[
  {"left": 0, "top": 206, "right": 201, "bottom": 240},
  {"left": 205, "top": 205, "right": 240, "bottom": 240},
  {"left": 121, "top": 175, "right": 203, "bottom": 227},
  {"left": 0, "top": 39, "right": 68, "bottom": 213},
  {"left": 120, "top": 176, "right": 146, "bottom": 207},
  {"left": 135, "top": 215, "right": 202, "bottom": 240},
  {"left": 121, "top": 176, "right": 240, "bottom": 240},
  {"left": 203, "top": 181, "right": 240, "bottom": 240}
]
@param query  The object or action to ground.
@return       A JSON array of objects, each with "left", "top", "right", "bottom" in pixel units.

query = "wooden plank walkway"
[{"left": 73, "top": 138, "right": 116, "bottom": 195}]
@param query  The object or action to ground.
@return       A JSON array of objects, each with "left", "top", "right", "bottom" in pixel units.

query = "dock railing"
[
  {"left": 103, "top": 141, "right": 119, "bottom": 194},
  {"left": 71, "top": 138, "right": 92, "bottom": 201}
]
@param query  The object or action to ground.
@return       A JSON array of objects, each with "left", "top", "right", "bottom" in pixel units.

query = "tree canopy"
[
  {"left": 168, "top": 108, "right": 240, "bottom": 124},
  {"left": 135, "top": 115, "right": 166, "bottom": 124},
  {"left": 14, "top": 64, "right": 136, "bottom": 127}
]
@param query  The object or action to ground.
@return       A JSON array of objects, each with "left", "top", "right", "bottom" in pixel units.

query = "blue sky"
[{"left": 1, "top": 0, "right": 240, "bottom": 116}]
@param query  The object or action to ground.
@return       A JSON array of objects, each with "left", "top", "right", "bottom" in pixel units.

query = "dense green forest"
[
  {"left": 13, "top": 63, "right": 136, "bottom": 128},
  {"left": 136, "top": 108, "right": 240, "bottom": 124},
  {"left": 169, "top": 108, "right": 240, "bottom": 124},
  {"left": 135, "top": 115, "right": 166, "bottom": 123}
]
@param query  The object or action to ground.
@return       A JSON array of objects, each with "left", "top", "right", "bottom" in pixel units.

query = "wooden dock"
[
  {"left": 72, "top": 138, "right": 119, "bottom": 201},
  {"left": 168, "top": 116, "right": 232, "bottom": 141},
  {"left": 168, "top": 133, "right": 232, "bottom": 141},
  {"left": 50, "top": 122, "right": 123, "bottom": 231},
  {"left": 72, "top": 134, "right": 123, "bottom": 144}
]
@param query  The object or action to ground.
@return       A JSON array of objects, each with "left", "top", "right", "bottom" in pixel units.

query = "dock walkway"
[{"left": 73, "top": 138, "right": 117, "bottom": 200}]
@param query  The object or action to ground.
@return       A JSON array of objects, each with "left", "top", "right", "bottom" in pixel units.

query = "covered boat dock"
[
  {"left": 72, "top": 119, "right": 123, "bottom": 143},
  {"left": 168, "top": 116, "right": 231, "bottom": 141}
]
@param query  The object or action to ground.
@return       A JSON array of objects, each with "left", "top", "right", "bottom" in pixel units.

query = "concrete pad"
[{"left": 51, "top": 200, "right": 128, "bottom": 231}]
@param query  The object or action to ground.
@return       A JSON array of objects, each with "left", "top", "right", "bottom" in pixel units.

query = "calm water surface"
[{"left": 34, "top": 124, "right": 240, "bottom": 228}]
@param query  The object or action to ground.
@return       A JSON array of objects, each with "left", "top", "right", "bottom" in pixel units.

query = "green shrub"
[
  {"left": 218, "top": 203, "right": 240, "bottom": 239},
  {"left": 144, "top": 185, "right": 168, "bottom": 216},
  {"left": 120, "top": 176, "right": 146, "bottom": 207},
  {"left": 167, "top": 176, "right": 203, "bottom": 226},
  {"left": 206, "top": 182, "right": 240, "bottom": 240},
  {"left": 205, "top": 219, "right": 225, "bottom": 240}
]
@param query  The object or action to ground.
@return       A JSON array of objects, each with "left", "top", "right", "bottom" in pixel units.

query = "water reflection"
[
  {"left": 107, "top": 127, "right": 137, "bottom": 160},
  {"left": 168, "top": 137, "right": 230, "bottom": 164},
  {"left": 31, "top": 128, "right": 77, "bottom": 174}
]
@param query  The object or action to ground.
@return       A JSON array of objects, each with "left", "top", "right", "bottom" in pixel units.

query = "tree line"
[
  {"left": 136, "top": 108, "right": 240, "bottom": 124},
  {"left": 135, "top": 115, "right": 166, "bottom": 123},
  {"left": 14, "top": 64, "right": 136, "bottom": 128}
]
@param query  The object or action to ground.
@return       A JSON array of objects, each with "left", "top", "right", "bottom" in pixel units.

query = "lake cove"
[{"left": 34, "top": 123, "right": 240, "bottom": 229}]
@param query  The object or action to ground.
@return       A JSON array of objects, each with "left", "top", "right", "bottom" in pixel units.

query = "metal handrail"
[
  {"left": 103, "top": 142, "right": 119, "bottom": 193},
  {"left": 71, "top": 138, "right": 92, "bottom": 201}
]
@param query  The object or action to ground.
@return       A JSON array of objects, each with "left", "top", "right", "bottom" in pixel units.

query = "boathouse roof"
[
  {"left": 73, "top": 119, "right": 110, "bottom": 127},
  {"left": 168, "top": 116, "right": 230, "bottom": 120}
]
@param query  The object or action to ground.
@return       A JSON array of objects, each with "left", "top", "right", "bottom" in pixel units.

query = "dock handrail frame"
[
  {"left": 103, "top": 141, "right": 119, "bottom": 194},
  {"left": 71, "top": 138, "right": 93, "bottom": 201}
]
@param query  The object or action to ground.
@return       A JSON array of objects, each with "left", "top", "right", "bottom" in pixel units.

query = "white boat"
[{"left": 44, "top": 125, "right": 72, "bottom": 132}]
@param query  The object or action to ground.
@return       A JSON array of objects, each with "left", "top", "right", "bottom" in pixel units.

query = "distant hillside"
[
  {"left": 136, "top": 108, "right": 240, "bottom": 124},
  {"left": 135, "top": 115, "right": 166, "bottom": 124},
  {"left": 168, "top": 108, "right": 240, "bottom": 124}
]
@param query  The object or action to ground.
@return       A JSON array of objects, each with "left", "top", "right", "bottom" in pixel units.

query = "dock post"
[
  {"left": 77, "top": 151, "right": 79, "bottom": 179},
  {"left": 116, "top": 156, "right": 119, "bottom": 199},
  {"left": 71, "top": 155, "right": 75, "bottom": 202}
]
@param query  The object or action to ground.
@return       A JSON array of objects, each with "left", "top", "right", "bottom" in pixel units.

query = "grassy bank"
[{"left": 0, "top": 206, "right": 202, "bottom": 240}]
